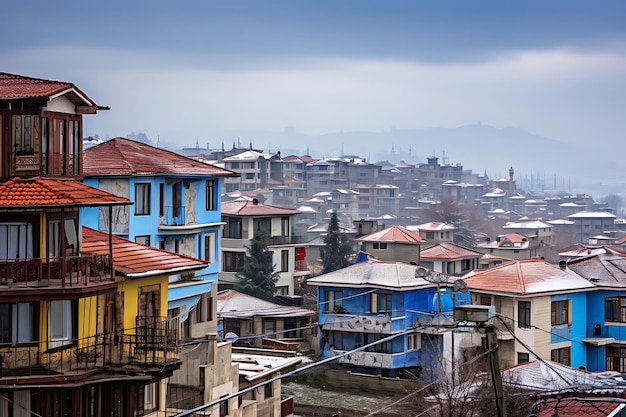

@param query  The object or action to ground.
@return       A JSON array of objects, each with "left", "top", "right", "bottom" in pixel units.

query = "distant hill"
[{"left": 112, "top": 124, "right": 624, "bottom": 197}]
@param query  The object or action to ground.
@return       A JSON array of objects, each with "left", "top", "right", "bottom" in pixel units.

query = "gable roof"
[
  {"left": 0, "top": 177, "right": 130, "bottom": 207},
  {"left": 566, "top": 251, "right": 626, "bottom": 287},
  {"left": 81, "top": 227, "right": 208, "bottom": 278},
  {"left": 357, "top": 225, "right": 423, "bottom": 243},
  {"left": 221, "top": 198, "right": 300, "bottom": 216},
  {"left": 217, "top": 289, "right": 314, "bottom": 319},
  {"left": 84, "top": 137, "right": 238, "bottom": 177},
  {"left": 474, "top": 232, "right": 530, "bottom": 249},
  {"left": 413, "top": 222, "right": 456, "bottom": 232},
  {"left": 463, "top": 259, "right": 595, "bottom": 295},
  {"left": 0, "top": 72, "right": 103, "bottom": 113},
  {"left": 307, "top": 260, "right": 441, "bottom": 290},
  {"left": 420, "top": 242, "right": 482, "bottom": 260}
]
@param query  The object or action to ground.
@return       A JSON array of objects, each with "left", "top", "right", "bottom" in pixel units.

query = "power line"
[{"left": 173, "top": 326, "right": 424, "bottom": 417}]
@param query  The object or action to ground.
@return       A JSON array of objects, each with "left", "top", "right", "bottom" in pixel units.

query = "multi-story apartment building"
[
  {"left": 354, "top": 184, "right": 401, "bottom": 218},
  {"left": 413, "top": 156, "right": 464, "bottom": 201},
  {"left": 0, "top": 72, "right": 181, "bottom": 416},
  {"left": 82, "top": 137, "right": 237, "bottom": 339},
  {"left": 220, "top": 197, "right": 309, "bottom": 296},
  {"left": 222, "top": 150, "right": 283, "bottom": 193},
  {"left": 567, "top": 211, "right": 617, "bottom": 245}
]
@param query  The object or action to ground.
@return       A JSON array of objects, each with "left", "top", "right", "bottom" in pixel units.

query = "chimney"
[
  {"left": 558, "top": 260, "right": 567, "bottom": 270},
  {"left": 252, "top": 198, "right": 259, "bottom": 205}
]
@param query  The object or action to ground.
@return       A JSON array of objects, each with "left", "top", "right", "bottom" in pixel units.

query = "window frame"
[
  {"left": 371, "top": 293, "right": 392, "bottom": 313},
  {"left": 134, "top": 183, "right": 151, "bottom": 216},
  {"left": 550, "top": 346, "right": 571, "bottom": 366},
  {"left": 325, "top": 290, "right": 343, "bottom": 312},
  {"left": 551, "top": 300, "right": 570, "bottom": 326},
  {"left": 518, "top": 301, "right": 531, "bottom": 328},
  {"left": 206, "top": 180, "right": 216, "bottom": 211}
]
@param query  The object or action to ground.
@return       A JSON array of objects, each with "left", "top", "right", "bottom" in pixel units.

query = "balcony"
[
  {"left": 269, "top": 235, "right": 309, "bottom": 245},
  {"left": 160, "top": 206, "right": 186, "bottom": 227},
  {"left": 0, "top": 254, "right": 113, "bottom": 289},
  {"left": 583, "top": 324, "right": 615, "bottom": 346},
  {"left": 0, "top": 317, "right": 180, "bottom": 381}
]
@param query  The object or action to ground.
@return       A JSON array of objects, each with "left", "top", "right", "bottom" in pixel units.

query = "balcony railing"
[
  {"left": 270, "top": 235, "right": 309, "bottom": 245},
  {"left": 0, "top": 254, "right": 113, "bottom": 288},
  {"left": 160, "top": 206, "right": 186, "bottom": 226},
  {"left": 0, "top": 317, "right": 180, "bottom": 379}
]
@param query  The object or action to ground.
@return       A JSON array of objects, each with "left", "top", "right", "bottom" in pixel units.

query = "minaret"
[{"left": 509, "top": 166, "right": 515, "bottom": 193}]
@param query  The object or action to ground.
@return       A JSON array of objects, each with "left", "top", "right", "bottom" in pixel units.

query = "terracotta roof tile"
[
  {"left": 357, "top": 225, "right": 423, "bottom": 243},
  {"left": 463, "top": 259, "right": 594, "bottom": 295},
  {"left": 82, "top": 227, "right": 208, "bottom": 277},
  {"left": 0, "top": 177, "right": 129, "bottom": 207},
  {"left": 420, "top": 242, "right": 482, "bottom": 260},
  {"left": 221, "top": 198, "right": 300, "bottom": 216},
  {"left": 0, "top": 72, "right": 75, "bottom": 99},
  {"left": 84, "top": 137, "right": 238, "bottom": 177}
]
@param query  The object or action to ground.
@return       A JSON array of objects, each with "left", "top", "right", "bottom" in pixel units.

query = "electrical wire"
[{"left": 173, "top": 326, "right": 425, "bottom": 417}]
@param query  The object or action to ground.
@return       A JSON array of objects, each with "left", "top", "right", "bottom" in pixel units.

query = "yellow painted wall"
[{"left": 116, "top": 275, "right": 169, "bottom": 334}]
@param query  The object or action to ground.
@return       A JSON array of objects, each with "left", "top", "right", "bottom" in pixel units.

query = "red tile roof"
[
  {"left": 84, "top": 137, "right": 238, "bottom": 177},
  {"left": 0, "top": 72, "right": 100, "bottom": 110},
  {"left": 81, "top": 227, "right": 208, "bottom": 278},
  {"left": 463, "top": 258, "right": 594, "bottom": 295},
  {"left": 0, "top": 177, "right": 130, "bottom": 207},
  {"left": 535, "top": 398, "right": 623, "bottom": 417},
  {"left": 420, "top": 242, "right": 482, "bottom": 260},
  {"left": 221, "top": 198, "right": 300, "bottom": 216},
  {"left": 357, "top": 225, "right": 423, "bottom": 243}
]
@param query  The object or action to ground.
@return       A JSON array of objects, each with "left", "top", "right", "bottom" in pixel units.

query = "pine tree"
[
  {"left": 320, "top": 211, "right": 352, "bottom": 274},
  {"left": 235, "top": 232, "right": 280, "bottom": 301}
]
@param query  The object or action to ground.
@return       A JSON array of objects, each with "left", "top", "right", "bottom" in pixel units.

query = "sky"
[{"left": 2, "top": 1, "right": 626, "bottom": 155}]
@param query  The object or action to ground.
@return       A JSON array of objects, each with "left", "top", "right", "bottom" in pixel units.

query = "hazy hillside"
[{"left": 134, "top": 124, "right": 623, "bottom": 196}]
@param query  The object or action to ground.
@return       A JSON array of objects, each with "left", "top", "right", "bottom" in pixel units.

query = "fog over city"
[{"left": 3, "top": 1, "right": 625, "bottom": 194}]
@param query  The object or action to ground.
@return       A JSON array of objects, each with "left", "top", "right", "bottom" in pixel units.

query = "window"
[
  {"left": 206, "top": 180, "right": 216, "bottom": 210},
  {"left": 264, "top": 381, "right": 273, "bottom": 399},
  {"left": 281, "top": 216, "right": 290, "bottom": 237},
  {"left": 223, "top": 252, "right": 245, "bottom": 272},
  {"left": 219, "top": 396, "right": 229, "bottom": 417},
  {"left": 159, "top": 183, "right": 165, "bottom": 217},
  {"left": 135, "top": 235, "right": 150, "bottom": 246},
  {"left": 325, "top": 290, "right": 343, "bottom": 312},
  {"left": 0, "top": 222, "right": 34, "bottom": 260},
  {"left": 0, "top": 302, "right": 38, "bottom": 343},
  {"left": 551, "top": 300, "right": 569, "bottom": 326},
  {"left": 480, "top": 296, "right": 491, "bottom": 306},
  {"left": 68, "top": 120, "right": 80, "bottom": 175},
  {"left": 281, "top": 250, "right": 289, "bottom": 272},
  {"left": 605, "top": 298, "right": 626, "bottom": 323},
  {"left": 143, "top": 382, "right": 158, "bottom": 414},
  {"left": 407, "top": 333, "right": 421, "bottom": 350},
  {"left": 550, "top": 346, "right": 571, "bottom": 366},
  {"left": 365, "top": 333, "right": 392, "bottom": 353},
  {"left": 224, "top": 217, "right": 242, "bottom": 239},
  {"left": 518, "top": 352, "right": 530, "bottom": 364},
  {"left": 245, "top": 172, "right": 255, "bottom": 179},
  {"left": 135, "top": 183, "right": 151, "bottom": 215},
  {"left": 47, "top": 218, "right": 78, "bottom": 258},
  {"left": 371, "top": 293, "right": 392, "bottom": 313},
  {"left": 518, "top": 301, "right": 531, "bottom": 328},
  {"left": 373, "top": 242, "right": 387, "bottom": 250},
  {"left": 606, "top": 346, "right": 626, "bottom": 373},
  {"left": 204, "top": 234, "right": 215, "bottom": 263},
  {"left": 41, "top": 117, "right": 49, "bottom": 174},
  {"left": 207, "top": 297, "right": 213, "bottom": 322},
  {"left": 13, "top": 115, "right": 35, "bottom": 154},
  {"left": 173, "top": 181, "right": 182, "bottom": 217},
  {"left": 426, "top": 232, "right": 435, "bottom": 239},
  {"left": 461, "top": 259, "right": 471, "bottom": 270},
  {"left": 48, "top": 300, "right": 74, "bottom": 349},
  {"left": 253, "top": 217, "right": 271, "bottom": 236},
  {"left": 263, "top": 319, "right": 276, "bottom": 337}
]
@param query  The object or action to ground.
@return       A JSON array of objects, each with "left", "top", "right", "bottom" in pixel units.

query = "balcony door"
[{"left": 0, "top": 222, "right": 34, "bottom": 260}]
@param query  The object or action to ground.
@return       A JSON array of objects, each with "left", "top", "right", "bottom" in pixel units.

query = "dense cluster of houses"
[{"left": 2, "top": 71, "right": 626, "bottom": 416}]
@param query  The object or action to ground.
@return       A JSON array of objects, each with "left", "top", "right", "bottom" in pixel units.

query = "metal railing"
[
  {"left": 0, "top": 317, "right": 180, "bottom": 378},
  {"left": 0, "top": 254, "right": 112, "bottom": 288},
  {"left": 161, "top": 206, "right": 186, "bottom": 226}
]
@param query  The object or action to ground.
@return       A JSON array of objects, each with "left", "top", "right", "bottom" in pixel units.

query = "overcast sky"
[{"left": 2, "top": 1, "right": 626, "bottom": 152}]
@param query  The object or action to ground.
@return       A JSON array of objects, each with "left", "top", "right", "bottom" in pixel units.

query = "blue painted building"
[
  {"left": 567, "top": 249, "right": 626, "bottom": 372},
  {"left": 81, "top": 137, "right": 238, "bottom": 339},
  {"left": 307, "top": 260, "right": 470, "bottom": 380}
]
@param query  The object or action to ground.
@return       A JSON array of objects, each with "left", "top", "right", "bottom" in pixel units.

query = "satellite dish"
[
  {"left": 225, "top": 332, "right": 239, "bottom": 343},
  {"left": 453, "top": 279, "right": 469, "bottom": 294},
  {"left": 415, "top": 267, "right": 427, "bottom": 278}
]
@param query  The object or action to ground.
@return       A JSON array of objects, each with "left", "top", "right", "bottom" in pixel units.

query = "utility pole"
[{"left": 486, "top": 325, "right": 507, "bottom": 417}]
